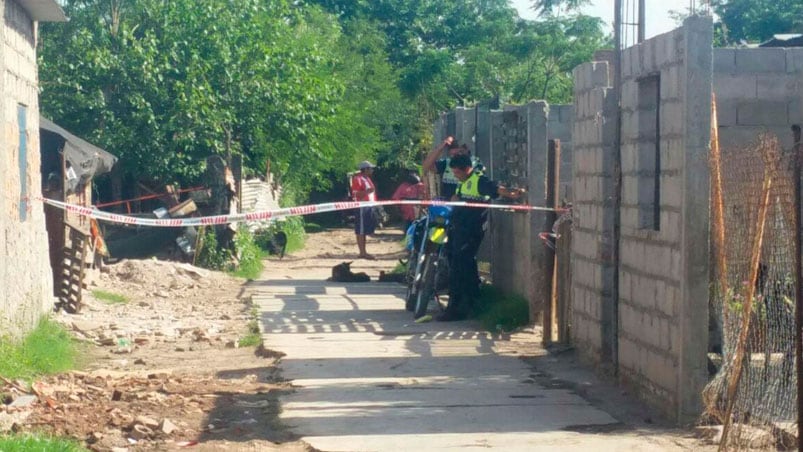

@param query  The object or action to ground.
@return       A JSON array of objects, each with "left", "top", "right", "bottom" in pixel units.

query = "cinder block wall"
[
  {"left": 713, "top": 47, "right": 803, "bottom": 149},
  {"left": 0, "top": 1, "right": 55, "bottom": 338},
  {"left": 570, "top": 60, "right": 617, "bottom": 367},
  {"left": 618, "top": 17, "right": 712, "bottom": 423},
  {"left": 548, "top": 105, "right": 574, "bottom": 202},
  {"left": 570, "top": 17, "right": 712, "bottom": 423},
  {"left": 433, "top": 101, "right": 563, "bottom": 324},
  {"left": 490, "top": 104, "right": 540, "bottom": 306}
]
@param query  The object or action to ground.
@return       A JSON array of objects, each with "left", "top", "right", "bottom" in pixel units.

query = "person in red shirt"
[
  {"left": 351, "top": 161, "right": 378, "bottom": 259},
  {"left": 391, "top": 170, "right": 425, "bottom": 231}
]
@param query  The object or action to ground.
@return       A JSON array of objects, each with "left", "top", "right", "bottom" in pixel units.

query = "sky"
[{"left": 511, "top": 0, "right": 698, "bottom": 39}]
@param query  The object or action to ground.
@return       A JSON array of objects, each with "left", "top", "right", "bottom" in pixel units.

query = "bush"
[
  {"left": 277, "top": 190, "right": 307, "bottom": 253},
  {"left": 195, "top": 228, "right": 230, "bottom": 271},
  {"left": 231, "top": 228, "right": 264, "bottom": 280},
  {"left": 281, "top": 217, "right": 306, "bottom": 253},
  {"left": 196, "top": 227, "right": 264, "bottom": 279},
  {"left": 474, "top": 285, "right": 530, "bottom": 332}
]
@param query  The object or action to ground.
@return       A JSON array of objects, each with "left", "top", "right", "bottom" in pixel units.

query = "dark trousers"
[{"left": 446, "top": 226, "right": 484, "bottom": 317}]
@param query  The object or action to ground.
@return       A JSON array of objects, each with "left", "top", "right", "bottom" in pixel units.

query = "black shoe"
[{"left": 435, "top": 312, "right": 465, "bottom": 322}]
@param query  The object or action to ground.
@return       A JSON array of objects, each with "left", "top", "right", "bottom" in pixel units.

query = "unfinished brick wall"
[
  {"left": 0, "top": 0, "right": 55, "bottom": 337},
  {"left": 570, "top": 17, "right": 713, "bottom": 423},
  {"left": 570, "top": 60, "right": 617, "bottom": 368},
  {"left": 432, "top": 101, "right": 557, "bottom": 323},
  {"left": 548, "top": 105, "right": 574, "bottom": 203},
  {"left": 713, "top": 47, "right": 803, "bottom": 150}
]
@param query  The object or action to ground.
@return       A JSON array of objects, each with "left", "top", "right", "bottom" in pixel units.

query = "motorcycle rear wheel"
[{"left": 414, "top": 256, "right": 437, "bottom": 319}]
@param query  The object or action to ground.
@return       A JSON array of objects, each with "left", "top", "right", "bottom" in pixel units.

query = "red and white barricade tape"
[{"left": 38, "top": 197, "right": 565, "bottom": 228}]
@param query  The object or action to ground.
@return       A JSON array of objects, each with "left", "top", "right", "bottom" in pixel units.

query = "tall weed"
[{"left": 0, "top": 318, "right": 79, "bottom": 381}]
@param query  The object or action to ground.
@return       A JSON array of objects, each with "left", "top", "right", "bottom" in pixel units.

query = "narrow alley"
[{"left": 253, "top": 230, "right": 711, "bottom": 451}]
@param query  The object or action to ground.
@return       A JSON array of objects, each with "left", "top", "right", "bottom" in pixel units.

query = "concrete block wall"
[
  {"left": 450, "top": 107, "right": 477, "bottom": 152},
  {"left": 490, "top": 105, "right": 532, "bottom": 297},
  {"left": 570, "top": 17, "right": 712, "bottom": 423},
  {"left": 617, "top": 26, "right": 686, "bottom": 414},
  {"left": 0, "top": 0, "right": 55, "bottom": 338},
  {"left": 570, "top": 60, "right": 617, "bottom": 367},
  {"left": 617, "top": 16, "right": 712, "bottom": 422},
  {"left": 434, "top": 101, "right": 565, "bottom": 325},
  {"left": 713, "top": 47, "right": 803, "bottom": 150},
  {"left": 433, "top": 101, "right": 556, "bottom": 321},
  {"left": 548, "top": 105, "right": 574, "bottom": 202}
]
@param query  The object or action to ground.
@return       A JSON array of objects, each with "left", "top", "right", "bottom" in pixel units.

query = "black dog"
[
  {"left": 267, "top": 231, "right": 287, "bottom": 259},
  {"left": 327, "top": 261, "right": 370, "bottom": 282}
]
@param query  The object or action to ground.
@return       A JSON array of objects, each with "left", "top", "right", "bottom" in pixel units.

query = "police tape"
[{"left": 39, "top": 197, "right": 566, "bottom": 228}]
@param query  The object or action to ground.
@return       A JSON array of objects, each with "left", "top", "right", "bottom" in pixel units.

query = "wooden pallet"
[{"left": 58, "top": 226, "right": 88, "bottom": 313}]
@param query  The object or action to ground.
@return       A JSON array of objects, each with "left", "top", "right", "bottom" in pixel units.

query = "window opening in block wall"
[
  {"left": 18, "top": 104, "right": 28, "bottom": 222},
  {"left": 637, "top": 75, "right": 660, "bottom": 230}
]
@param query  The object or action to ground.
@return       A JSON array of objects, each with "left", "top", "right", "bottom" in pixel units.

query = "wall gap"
[{"left": 637, "top": 74, "right": 661, "bottom": 231}]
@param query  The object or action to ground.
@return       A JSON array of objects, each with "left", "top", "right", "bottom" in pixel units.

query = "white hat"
[{"left": 358, "top": 161, "right": 376, "bottom": 170}]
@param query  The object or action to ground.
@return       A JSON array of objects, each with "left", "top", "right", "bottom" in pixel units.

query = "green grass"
[
  {"left": 0, "top": 318, "right": 80, "bottom": 381},
  {"left": 303, "top": 222, "right": 324, "bottom": 233},
  {"left": 390, "top": 260, "right": 407, "bottom": 275},
  {"left": 0, "top": 433, "right": 87, "bottom": 451},
  {"left": 238, "top": 306, "right": 262, "bottom": 348},
  {"left": 91, "top": 289, "right": 128, "bottom": 304},
  {"left": 474, "top": 285, "right": 530, "bottom": 333}
]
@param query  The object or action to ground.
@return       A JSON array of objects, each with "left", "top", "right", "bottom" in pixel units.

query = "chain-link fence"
[{"left": 703, "top": 127, "right": 799, "bottom": 449}]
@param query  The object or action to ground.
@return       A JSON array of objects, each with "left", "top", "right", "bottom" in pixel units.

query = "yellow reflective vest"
[{"left": 456, "top": 170, "right": 491, "bottom": 202}]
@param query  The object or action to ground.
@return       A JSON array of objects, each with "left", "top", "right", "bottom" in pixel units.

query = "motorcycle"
[{"left": 404, "top": 204, "right": 452, "bottom": 319}]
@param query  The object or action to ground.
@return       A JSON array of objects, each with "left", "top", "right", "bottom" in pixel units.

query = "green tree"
[
  {"left": 529, "top": 0, "right": 591, "bottom": 17},
  {"left": 40, "top": 0, "right": 608, "bottom": 204},
  {"left": 39, "top": 1, "right": 360, "bottom": 197},
  {"left": 507, "top": 14, "right": 606, "bottom": 104},
  {"left": 712, "top": 0, "right": 803, "bottom": 44}
]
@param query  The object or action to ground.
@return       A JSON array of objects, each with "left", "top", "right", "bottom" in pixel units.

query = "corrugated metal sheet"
[{"left": 241, "top": 178, "right": 281, "bottom": 231}]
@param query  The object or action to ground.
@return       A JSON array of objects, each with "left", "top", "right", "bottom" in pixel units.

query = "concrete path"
[{"left": 255, "top": 278, "right": 700, "bottom": 451}]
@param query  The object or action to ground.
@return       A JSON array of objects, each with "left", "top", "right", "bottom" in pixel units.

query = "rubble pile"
[
  {"left": 1, "top": 370, "right": 283, "bottom": 451},
  {"left": 0, "top": 258, "right": 299, "bottom": 451}
]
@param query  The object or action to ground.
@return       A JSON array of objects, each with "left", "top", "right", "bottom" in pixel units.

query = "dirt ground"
[
  {"left": 1, "top": 227, "right": 709, "bottom": 451},
  {"left": 0, "top": 228, "right": 403, "bottom": 452}
]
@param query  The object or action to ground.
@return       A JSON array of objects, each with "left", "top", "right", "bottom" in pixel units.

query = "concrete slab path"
[{"left": 256, "top": 278, "right": 704, "bottom": 451}]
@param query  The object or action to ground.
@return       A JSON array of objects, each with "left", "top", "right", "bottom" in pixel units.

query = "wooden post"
[
  {"left": 792, "top": 124, "right": 802, "bottom": 452},
  {"left": 543, "top": 139, "right": 560, "bottom": 344},
  {"left": 556, "top": 218, "right": 573, "bottom": 343}
]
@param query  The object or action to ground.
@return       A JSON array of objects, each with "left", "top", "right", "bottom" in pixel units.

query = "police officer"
[
  {"left": 438, "top": 154, "right": 524, "bottom": 321},
  {"left": 422, "top": 136, "right": 484, "bottom": 199}
]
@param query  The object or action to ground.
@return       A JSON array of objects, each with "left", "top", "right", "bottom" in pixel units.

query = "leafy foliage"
[
  {"left": 40, "top": 0, "right": 607, "bottom": 202},
  {"left": 39, "top": 1, "right": 388, "bottom": 195},
  {"left": 307, "top": 0, "right": 605, "bottom": 116},
  {"left": 195, "top": 228, "right": 230, "bottom": 271},
  {"left": 529, "top": 0, "right": 592, "bottom": 17},
  {"left": 712, "top": 0, "right": 803, "bottom": 44},
  {"left": 231, "top": 228, "right": 264, "bottom": 280}
]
